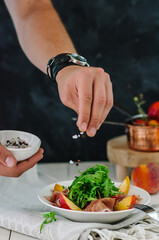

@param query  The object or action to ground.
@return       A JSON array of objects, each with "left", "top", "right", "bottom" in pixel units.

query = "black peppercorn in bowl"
[{"left": 0, "top": 130, "right": 41, "bottom": 161}]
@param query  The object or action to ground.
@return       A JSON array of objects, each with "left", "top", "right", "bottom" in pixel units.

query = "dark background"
[{"left": 0, "top": 0, "right": 159, "bottom": 163}]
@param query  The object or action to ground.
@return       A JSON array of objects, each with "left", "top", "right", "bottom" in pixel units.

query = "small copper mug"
[{"left": 125, "top": 114, "right": 159, "bottom": 151}]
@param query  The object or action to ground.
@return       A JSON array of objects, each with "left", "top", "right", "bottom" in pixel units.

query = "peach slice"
[
  {"left": 114, "top": 195, "right": 136, "bottom": 211},
  {"left": 54, "top": 183, "right": 64, "bottom": 192},
  {"left": 60, "top": 193, "right": 82, "bottom": 211},
  {"left": 119, "top": 176, "right": 130, "bottom": 194}
]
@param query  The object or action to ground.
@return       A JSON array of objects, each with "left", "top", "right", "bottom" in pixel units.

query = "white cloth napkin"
[{"left": 0, "top": 166, "right": 159, "bottom": 240}]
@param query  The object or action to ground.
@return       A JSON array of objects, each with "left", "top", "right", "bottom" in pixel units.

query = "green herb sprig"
[
  {"left": 40, "top": 212, "right": 56, "bottom": 233},
  {"left": 133, "top": 94, "right": 146, "bottom": 115},
  {"left": 68, "top": 164, "right": 120, "bottom": 209}
]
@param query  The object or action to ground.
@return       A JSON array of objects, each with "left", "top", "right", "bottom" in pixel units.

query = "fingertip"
[
  {"left": 34, "top": 153, "right": 43, "bottom": 162},
  {"left": 40, "top": 148, "right": 44, "bottom": 154},
  {"left": 79, "top": 122, "right": 87, "bottom": 132},
  {"left": 87, "top": 127, "right": 96, "bottom": 137},
  {"left": 37, "top": 150, "right": 44, "bottom": 161}
]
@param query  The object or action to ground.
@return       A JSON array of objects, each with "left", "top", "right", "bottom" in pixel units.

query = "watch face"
[{"left": 68, "top": 53, "right": 89, "bottom": 67}]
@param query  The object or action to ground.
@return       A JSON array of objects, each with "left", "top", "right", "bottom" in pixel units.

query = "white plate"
[{"left": 38, "top": 180, "right": 151, "bottom": 223}]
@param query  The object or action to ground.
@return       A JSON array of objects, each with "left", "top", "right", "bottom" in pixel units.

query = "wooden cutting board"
[{"left": 107, "top": 135, "right": 159, "bottom": 180}]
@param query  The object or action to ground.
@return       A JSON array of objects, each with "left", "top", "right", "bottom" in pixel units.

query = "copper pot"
[{"left": 125, "top": 114, "right": 159, "bottom": 151}]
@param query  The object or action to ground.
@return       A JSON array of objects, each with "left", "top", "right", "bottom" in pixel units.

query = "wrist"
[{"left": 56, "top": 65, "right": 80, "bottom": 84}]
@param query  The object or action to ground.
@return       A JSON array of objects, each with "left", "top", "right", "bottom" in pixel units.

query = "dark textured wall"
[{"left": 0, "top": 0, "right": 159, "bottom": 162}]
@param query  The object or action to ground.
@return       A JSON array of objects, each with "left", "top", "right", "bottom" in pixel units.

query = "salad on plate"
[{"left": 46, "top": 164, "right": 141, "bottom": 212}]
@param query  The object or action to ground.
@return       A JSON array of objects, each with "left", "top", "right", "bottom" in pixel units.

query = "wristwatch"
[{"left": 47, "top": 53, "right": 90, "bottom": 83}]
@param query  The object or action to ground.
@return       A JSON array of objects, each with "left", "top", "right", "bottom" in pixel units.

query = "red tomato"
[
  {"left": 148, "top": 101, "right": 159, "bottom": 121},
  {"left": 133, "top": 119, "right": 147, "bottom": 126}
]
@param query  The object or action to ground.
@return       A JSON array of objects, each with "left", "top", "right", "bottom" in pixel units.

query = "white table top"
[{"left": 0, "top": 161, "right": 159, "bottom": 240}]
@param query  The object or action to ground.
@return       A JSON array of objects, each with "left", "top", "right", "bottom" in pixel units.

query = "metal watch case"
[{"left": 67, "top": 53, "right": 90, "bottom": 67}]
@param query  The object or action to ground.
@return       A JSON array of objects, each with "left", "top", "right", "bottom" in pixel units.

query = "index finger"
[{"left": 77, "top": 74, "right": 93, "bottom": 132}]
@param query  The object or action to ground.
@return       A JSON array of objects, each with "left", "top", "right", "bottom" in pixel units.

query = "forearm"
[{"left": 4, "top": 0, "right": 76, "bottom": 74}]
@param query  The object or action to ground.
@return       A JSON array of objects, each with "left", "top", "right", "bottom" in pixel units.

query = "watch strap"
[
  {"left": 47, "top": 61, "right": 77, "bottom": 83},
  {"left": 47, "top": 53, "right": 89, "bottom": 84}
]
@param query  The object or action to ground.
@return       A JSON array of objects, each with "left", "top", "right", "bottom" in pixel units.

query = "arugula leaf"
[
  {"left": 68, "top": 164, "right": 120, "bottom": 209},
  {"left": 40, "top": 211, "right": 56, "bottom": 233}
]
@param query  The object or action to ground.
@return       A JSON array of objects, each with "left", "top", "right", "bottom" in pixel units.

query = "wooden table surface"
[{"left": 0, "top": 161, "right": 158, "bottom": 240}]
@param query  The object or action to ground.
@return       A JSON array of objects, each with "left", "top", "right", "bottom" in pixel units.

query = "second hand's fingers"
[
  {"left": 86, "top": 69, "right": 106, "bottom": 136},
  {"left": 0, "top": 148, "right": 44, "bottom": 177},
  {"left": 16, "top": 148, "right": 44, "bottom": 176},
  {"left": 98, "top": 75, "right": 113, "bottom": 128}
]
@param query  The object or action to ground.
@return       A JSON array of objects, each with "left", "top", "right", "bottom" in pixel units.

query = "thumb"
[{"left": 0, "top": 144, "right": 17, "bottom": 167}]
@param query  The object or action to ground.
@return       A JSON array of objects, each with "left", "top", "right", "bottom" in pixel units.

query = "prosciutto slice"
[
  {"left": 84, "top": 198, "right": 115, "bottom": 212},
  {"left": 48, "top": 191, "right": 61, "bottom": 207},
  {"left": 46, "top": 188, "right": 69, "bottom": 207}
]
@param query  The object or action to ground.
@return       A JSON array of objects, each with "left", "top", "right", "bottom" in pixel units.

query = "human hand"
[
  {"left": 0, "top": 144, "right": 44, "bottom": 177},
  {"left": 56, "top": 66, "right": 113, "bottom": 137}
]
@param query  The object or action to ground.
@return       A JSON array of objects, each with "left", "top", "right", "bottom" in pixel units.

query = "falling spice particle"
[
  {"left": 72, "top": 135, "right": 79, "bottom": 139},
  {"left": 69, "top": 160, "right": 74, "bottom": 165},
  {"left": 72, "top": 131, "right": 85, "bottom": 139}
]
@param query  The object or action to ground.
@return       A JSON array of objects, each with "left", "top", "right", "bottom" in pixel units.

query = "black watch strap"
[
  {"left": 47, "top": 53, "right": 89, "bottom": 84},
  {"left": 47, "top": 60, "right": 76, "bottom": 83}
]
